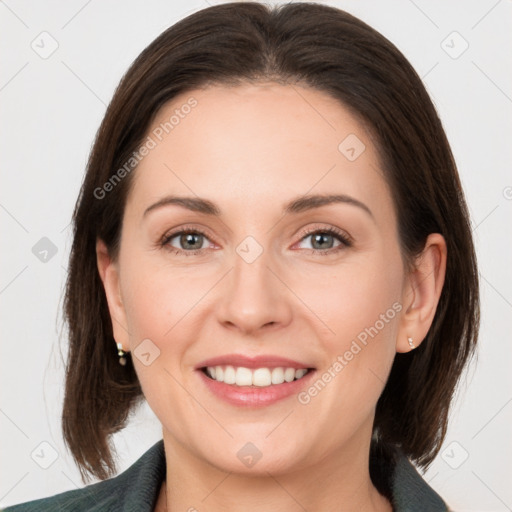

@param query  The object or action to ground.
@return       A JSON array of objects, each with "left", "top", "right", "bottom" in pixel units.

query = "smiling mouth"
[{"left": 200, "top": 366, "right": 315, "bottom": 388}]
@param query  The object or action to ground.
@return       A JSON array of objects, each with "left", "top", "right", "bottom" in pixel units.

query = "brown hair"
[{"left": 62, "top": 1, "right": 479, "bottom": 485}]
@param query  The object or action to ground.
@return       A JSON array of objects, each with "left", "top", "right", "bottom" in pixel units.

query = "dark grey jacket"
[{"left": 2, "top": 440, "right": 448, "bottom": 511}]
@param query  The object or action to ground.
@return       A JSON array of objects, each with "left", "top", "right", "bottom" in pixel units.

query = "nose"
[{"left": 216, "top": 247, "right": 293, "bottom": 335}]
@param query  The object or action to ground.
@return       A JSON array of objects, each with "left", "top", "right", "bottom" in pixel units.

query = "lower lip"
[{"left": 197, "top": 369, "right": 316, "bottom": 407}]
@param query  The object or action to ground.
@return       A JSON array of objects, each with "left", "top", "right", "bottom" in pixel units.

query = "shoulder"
[{"left": 2, "top": 440, "right": 166, "bottom": 512}]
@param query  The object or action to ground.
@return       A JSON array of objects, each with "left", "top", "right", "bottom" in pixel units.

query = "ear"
[
  {"left": 396, "top": 233, "right": 447, "bottom": 353},
  {"left": 96, "top": 238, "right": 130, "bottom": 352}
]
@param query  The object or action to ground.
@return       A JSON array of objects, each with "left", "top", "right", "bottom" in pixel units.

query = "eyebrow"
[{"left": 143, "top": 193, "right": 374, "bottom": 220}]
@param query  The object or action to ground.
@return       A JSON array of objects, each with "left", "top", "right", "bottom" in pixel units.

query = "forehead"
[{"left": 126, "top": 83, "right": 393, "bottom": 222}]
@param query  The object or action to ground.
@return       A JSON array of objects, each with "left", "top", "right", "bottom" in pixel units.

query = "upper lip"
[{"left": 195, "top": 354, "right": 315, "bottom": 370}]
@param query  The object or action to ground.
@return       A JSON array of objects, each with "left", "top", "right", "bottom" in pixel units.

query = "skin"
[{"left": 97, "top": 83, "right": 447, "bottom": 512}]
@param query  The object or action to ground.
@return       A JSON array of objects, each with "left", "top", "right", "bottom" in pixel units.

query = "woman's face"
[{"left": 101, "top": 83, "right": 416, "bottom": 474}]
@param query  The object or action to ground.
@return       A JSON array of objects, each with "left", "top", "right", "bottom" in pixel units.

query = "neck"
[{"left": 157, "top": 428, "right": 392, "bottom": 512}]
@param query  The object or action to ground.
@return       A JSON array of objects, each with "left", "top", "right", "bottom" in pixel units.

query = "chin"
[{"left": 194, "top": 437, "right": 308, "bottom": 476}]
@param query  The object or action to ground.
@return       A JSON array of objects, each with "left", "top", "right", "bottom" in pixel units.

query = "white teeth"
[
  {"left": 236, "top": 367, "right": 254, "bottom": 386},
  {"left": 204, "top": 365, "right": 310, "bottom": 387},
  {"left": 284, "top": 368, "right": 296, "bottom": 382},
  {"left": 224, "top": 365, "right": 236, "bottom": 384}
]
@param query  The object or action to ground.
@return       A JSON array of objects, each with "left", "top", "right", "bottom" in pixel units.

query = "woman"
[{"left": 3, "top": 1, "right": 479, "bottom": 511}]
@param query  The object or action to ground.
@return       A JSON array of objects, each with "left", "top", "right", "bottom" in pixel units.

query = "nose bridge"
[{"left": 217, "top": 234, "right": 292, "bottom": 333}]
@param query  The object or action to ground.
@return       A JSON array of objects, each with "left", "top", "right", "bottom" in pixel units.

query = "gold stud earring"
[
  {"left": 407, "top": 337, "right": 415, "bottom": 350},
  {"left": 117, "top": 342, "right": 127, "bottom": 366}
]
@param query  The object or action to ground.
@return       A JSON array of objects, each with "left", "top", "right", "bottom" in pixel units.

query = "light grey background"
[{"left": 1, "top": 1, "right": 511, "bottom": 510}]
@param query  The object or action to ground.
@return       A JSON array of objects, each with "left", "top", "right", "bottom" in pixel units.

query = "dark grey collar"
[{"left": 390, "top": 450, "right": 448, "bottom": 511}]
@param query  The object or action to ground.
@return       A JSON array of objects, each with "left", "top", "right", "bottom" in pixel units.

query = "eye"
[
  {"left": 295, "top": 227, "right": 352, "bottom": 254},
  {"left": 161, "top": 228, "right": 213, "bottom": 256},
  {"left": 159, "top": 225, "right": 352, "bottom": 257}
]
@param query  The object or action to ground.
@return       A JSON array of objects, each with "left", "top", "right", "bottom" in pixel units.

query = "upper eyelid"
[{"left": 299, "top": 225, "right": 351, "bottom": 240}]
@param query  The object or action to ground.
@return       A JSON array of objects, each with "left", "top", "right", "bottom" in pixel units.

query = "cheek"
[
  {"left": 118, "top": 263, "right": 203, "bottom": 432},
  {"left": 294, "top": 253, "right": 402, "bottom": 393},
  {"left": 298, "top": 253, "right": 402, "bottom": 340},
  {"left": 120, "top": 262, "right": 209, "bottom": 344}
]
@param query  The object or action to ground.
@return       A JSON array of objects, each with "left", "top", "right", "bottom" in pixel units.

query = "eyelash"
[{"left": 160, "top": 225, "right": 353, "bottom": 257}]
